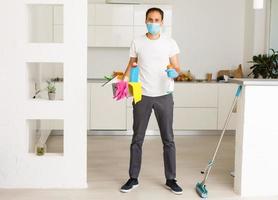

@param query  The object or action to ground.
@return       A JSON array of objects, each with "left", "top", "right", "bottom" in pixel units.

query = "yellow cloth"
[{"left": 128, "top": 82, "right": 142, "bottom": 104}]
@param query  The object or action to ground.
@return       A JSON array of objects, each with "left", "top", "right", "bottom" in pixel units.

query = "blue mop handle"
[
  {"left": 236, "top": 85, "right": 242, "bottom": 97},
  {"left": 130, "top": 64, "right": 139, "bottom": 82}
]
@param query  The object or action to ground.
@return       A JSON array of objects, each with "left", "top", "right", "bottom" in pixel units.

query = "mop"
[{"left": 195, "top": 84, "right": 242, "bottom": 198}]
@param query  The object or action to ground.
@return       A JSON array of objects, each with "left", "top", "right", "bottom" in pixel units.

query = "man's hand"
[{"left": 165, "top": 68, "right": 179, "bottom": 79}]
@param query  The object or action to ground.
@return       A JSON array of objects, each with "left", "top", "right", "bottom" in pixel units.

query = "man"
[{"left": 120, "top": 7, "right": 183, "bottom": 195}]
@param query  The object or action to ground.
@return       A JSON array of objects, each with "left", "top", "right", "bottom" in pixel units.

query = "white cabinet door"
[
  {"left": 53, "top": 25, "right": 63, "bottom": 43},
  {"left": 88, "top": 4, "right": 96, "bottom": 25},
  {"left": 88, "top": 26, "right": 133, "bottom": 47},
  {"left": 217, "top": 83, "right": 238, "bottom": 130},
  {"left": 87, "top": 26, "right": 97, "bottom": 47},
  {"left": 172, "top": 83, "right": 218, "bottom": 130},
  {"left": 89, "top": 82, "right": 126, "bottom": 130},
  {"left": 94, "top": 4, "right": 134, "bottom": 26},
  {"left": 53, "top": 5, "right": 63, "bottom": 25},
  {"left": 173, "top": 83, "right": 218, "bottom": 108},
  {"left": 53, "top": 6, "right": 63, "bottom": 43},
  {"left": 87, "top": 83, "right": 91, "bottom": 130},
  {"left": 174, "top": 108, "right": 218, "bottom": 130},
  {"left": 134, "top": 5, "right": 172, "bottom": 26}
]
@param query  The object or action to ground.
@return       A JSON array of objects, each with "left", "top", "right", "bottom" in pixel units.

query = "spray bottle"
[
  {"left": 130, "top": 62, "right": 139, "bottom": 82},
  {"left": 167, "top": 64, "right": 175, "bottom": 93}
]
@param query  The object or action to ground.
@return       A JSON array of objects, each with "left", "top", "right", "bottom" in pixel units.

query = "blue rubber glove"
[{"left": 165, "top": 68, "right": 179, "bottom": 78}]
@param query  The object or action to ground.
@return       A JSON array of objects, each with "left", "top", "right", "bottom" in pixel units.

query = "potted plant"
[
  {"left": 35, "top": 137, "right": 47, "bottom": 156},
  {"left": 46, "top": 80, "right": 56, "bottom": 100},
  {"left": 248, "top": 49, "right": 278, "bottom": 78}
]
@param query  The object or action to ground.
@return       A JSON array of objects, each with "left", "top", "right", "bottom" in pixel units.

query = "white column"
[
  {"left": 0, "top": 0, "right": 87, "bottom": 188},
  {"left": 232, "top": 79, "right": 278, "bottom": 197}
]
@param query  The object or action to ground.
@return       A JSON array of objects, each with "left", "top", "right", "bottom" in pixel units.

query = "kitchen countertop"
[
  {"left": 229, "top": 78, "right": 278, "bottom": 86},
  {"left": 87, "top": 78, "right": 235, "bottom": 84}
]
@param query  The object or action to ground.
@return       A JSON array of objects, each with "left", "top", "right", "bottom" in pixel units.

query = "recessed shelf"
[
  {"left": 27, "top": 119, "right": 64, "bottom": 155},
  {"left": 27, "top": 4, "right": 63, "bottom": 43},
  {"left": 27, "top": 62, "right": 64, "bottom": 101}
]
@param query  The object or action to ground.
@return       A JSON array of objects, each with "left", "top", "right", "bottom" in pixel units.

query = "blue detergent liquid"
[{"left": 130, "top": 66, "right": 139, "bottom": 82}]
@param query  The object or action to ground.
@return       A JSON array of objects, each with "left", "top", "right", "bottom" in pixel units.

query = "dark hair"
[{"left": 145, "top": 7, "right": 164, "bottom": 21}]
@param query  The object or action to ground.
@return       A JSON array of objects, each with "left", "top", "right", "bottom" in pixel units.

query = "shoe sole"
[
  {"left": 120, "top": 184, "right": 139, "bottom": 193},
  {"left": 165, "top": 185, "right": 183, "bottom": 195}
]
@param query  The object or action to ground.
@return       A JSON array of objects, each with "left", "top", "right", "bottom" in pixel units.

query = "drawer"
[
  {"left": 173, "top": 107, "right": 217, "bottom": 130},
  {"left": 173, "top": 83, "right": 218, "bottom": 107}
]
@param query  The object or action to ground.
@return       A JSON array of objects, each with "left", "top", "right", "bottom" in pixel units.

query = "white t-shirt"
[{"left": 129, "top": 34, "right": 180, "bottom": 97}]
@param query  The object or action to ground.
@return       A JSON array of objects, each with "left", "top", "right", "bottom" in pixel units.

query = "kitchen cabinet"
[
  {"left": 217, "top": 83, "right": 238, "bottom": 130},
  {"left": 88, "top": 26, "right": 133, "bottom": 47},
  {"left": 133, "top": 5, "right": 172, "bottom": 26},
  {"left": 87, "top": 83, "right": 91, "bottom": 130},
  {"left": 126, "top": 83, "right": 218, "bottom": 130},
  {"left": 172, "top": 83, "right": 218, "bottom": 130},
  {"left": 53, "top": 25, "right": 63, "bottom": 43},
  {"left": 53, "top": 4, "right": 172, "bottom": 47},
  {"left": 88, "top": 4, "right": 96, "bottom": 25},
  {"left": 87, "top": 82, "right": 238, "bottom": 131},
  {"left": 173, "top": 83, "right": 218, "bottom": 107},
  {"left": 53, "top": 5, "right": 63, "bottom": 43},
  {"left": 93, "top": 4, "right": 134, "bottom": 26},
  {"left": 173, "top": 108, "right": 217, "bottom": 130},
  {"left": 126, "top": 98, "right": 159, "bottom": 130},
  {"left": 53, "top": 5, "right": 63, "bottom": 25},
  {"left": 88, "top": 4, "right": 134, "bottom": 47},
  {"left": 88, "top": 82, "right": 126, "bottom": 130}
]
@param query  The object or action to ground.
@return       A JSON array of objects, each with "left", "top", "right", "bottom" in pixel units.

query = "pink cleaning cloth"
[{"left": 114, "top": 80, "right": 128, "bottom": 101}]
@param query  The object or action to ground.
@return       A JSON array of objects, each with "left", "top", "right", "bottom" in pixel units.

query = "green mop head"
[{"left": 196, "top": 182, "right": 208, "bottom": 198}]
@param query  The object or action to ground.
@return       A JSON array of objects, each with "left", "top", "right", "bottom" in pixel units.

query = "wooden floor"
[{"left": 1, "top": 135, "right": 278, "bottom": 200}]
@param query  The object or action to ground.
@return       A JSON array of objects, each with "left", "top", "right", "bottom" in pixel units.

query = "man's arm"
[
  {"left": 169, "top": 54, "right": 181, "bottom": 73},
  {"left": 122, "top": 57, "right": 138, "bottom": 80}
]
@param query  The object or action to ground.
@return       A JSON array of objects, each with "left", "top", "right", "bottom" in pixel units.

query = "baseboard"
[
  {"left": 87, "top": 130, "right": 236, "bottom": 136},
  {"left": 50, "top": 129, "right": 236, "bottom": 136}
]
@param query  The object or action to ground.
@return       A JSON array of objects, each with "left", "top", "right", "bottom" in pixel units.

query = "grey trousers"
[{"left": 129, "top": 93, "right": 176, "bottom": 180}]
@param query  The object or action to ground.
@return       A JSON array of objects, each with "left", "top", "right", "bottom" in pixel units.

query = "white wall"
[
  {"left": 172, "top": 0, "right": 245, "bottom": 79},
  {"left": 88, "top": 0, "right": 247, "bottom": 79},
  {"left": 242, "top": 0, "right": 268, "bottom": 76}
]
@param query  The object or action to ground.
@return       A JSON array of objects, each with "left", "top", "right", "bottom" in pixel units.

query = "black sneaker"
[
  {"left": 120, "top": 178, "right": 139, "bottom": 193},
  {"left": 165, "top": 179, "right": 183, "bottom": 195}
]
